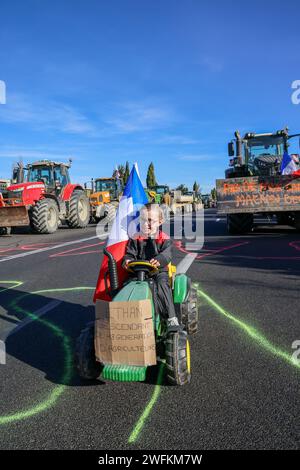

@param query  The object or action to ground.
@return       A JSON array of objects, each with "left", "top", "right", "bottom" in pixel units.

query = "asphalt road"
[{"left": 0, "top": 210, "right": 299, "bottom": 450}]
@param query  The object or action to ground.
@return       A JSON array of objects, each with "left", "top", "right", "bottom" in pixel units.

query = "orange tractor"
[
  {"left": 0, "top": 160, "right": 90, "bottom": 235},
  {"left": 89, "top": 176, "right": 123, "bottom": 222}
]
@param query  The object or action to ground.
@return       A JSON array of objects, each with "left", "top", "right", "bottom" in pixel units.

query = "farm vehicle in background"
[
  {"left": 216, "top": 128, "right": 300, "bottom": 234},
  {"left": 0, "top": 160, "right": 90, "bottom": 235},
  {"left": 89, "top": 177, "right": 123, "bottom": 223}
]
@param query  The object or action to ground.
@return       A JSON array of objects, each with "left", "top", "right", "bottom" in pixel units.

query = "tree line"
[{"left": 114, "top": 161, "right": 216, "bottom": 198}]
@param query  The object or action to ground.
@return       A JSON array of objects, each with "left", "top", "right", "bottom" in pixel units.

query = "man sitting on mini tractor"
[
  {"left": 123, "top": 203, "right": 180, "bottom": 331},
  {"left": 76, "top": 203, "right": 198, "bottom": 386}
]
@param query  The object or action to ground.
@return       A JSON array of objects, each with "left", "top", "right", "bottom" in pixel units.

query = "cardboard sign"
[
  {"left": 95, "top": 299, "right": 156, "bottom": 367},
  {"left": 216, "top": 176, "right": 300, "bottom": 214}
]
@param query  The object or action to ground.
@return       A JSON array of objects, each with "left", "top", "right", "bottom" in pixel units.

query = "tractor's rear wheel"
[
  {"left": 165, "top": 331, "right": 191, "bottom": 386},
  {"left": 30, "top": 198, "right": 59, "bottom": 234},
  {"left": 180, "top": 285, "right": 199, "bottom": 335},
  {"left": 227, "top": 213, "right": 253, "bottom": 235},
  {"left": 67, "top": 190, "right": 90, "bottom": 228},
  {"left": 75, "top": 322, "right": 102, "bottom": 380}
]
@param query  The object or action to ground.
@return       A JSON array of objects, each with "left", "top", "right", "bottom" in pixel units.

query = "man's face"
[{"left": 140, "top": 207, "right": 161, "bottom": 237}]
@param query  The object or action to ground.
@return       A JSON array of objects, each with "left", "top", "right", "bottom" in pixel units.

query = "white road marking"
[
  {"left": 0, "top": 340, "right": 5, "bottom": 364},
  {"left": 7, "top": 299, "right": 62, "bottom": 338},
  {"left": 0, "top": 234, "right": 107, "bottom": 263},
  {"left": 176, "top": 253, "right": 198, "bottom": 274}
]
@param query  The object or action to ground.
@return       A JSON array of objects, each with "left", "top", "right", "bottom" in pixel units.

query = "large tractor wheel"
[
  {"left": 227, "top": 213, "right": 253, "bottom": 235},
  {"left": 30, "top": 198, "right": 59, "bottom": 234},
  {"left": 75, "top": 322, "right": 102, "bottom": 380},
  {"left": 180, "top": 285, "right": 199, "bottom": 335},
  {"left": 103, "top": 203, "right": 117, "bottom": 223},
  {"left": 67, "top": 190, "right": 90, "bottom": 228},
  {"left": 165, "top": 330, "right": 191, "bottom": 386}
]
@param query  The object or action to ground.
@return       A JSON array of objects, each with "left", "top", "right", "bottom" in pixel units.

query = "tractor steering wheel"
[{"left": 126, "top": 261, "right": 159, "bottom": 276}]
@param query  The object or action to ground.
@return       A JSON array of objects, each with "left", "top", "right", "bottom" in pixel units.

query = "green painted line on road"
[
  {"left": 0, "top": 283, "right": 94, "bottom": 425},
  {"left": 128, "top": 362, "right": 165, "bottom": 444},
  {"left": 128, "top": 284, "right": 300, "bottom": 444},
  {"left": 195, "top": 285, "right": 300, "bottom": 370},
  {"left": 0, "top": 281, "right": 23, "bottom": 293}
]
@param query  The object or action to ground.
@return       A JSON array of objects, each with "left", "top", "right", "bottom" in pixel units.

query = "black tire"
[
  {"left": 165, "top": 330, "right": 191, "bottom": 386},
  {"left": 227, "top": 213, "right": 253, "bottom": 235},
  {"left": 75, "top": 322, "right": 102, "bottom": 380},
  {"left": 180, "top": 285, "right": 198, "bottom": 335},
  {"left": 67, "top": 190, "right": 90, "bottom": 228},
  {"left": 0, "top": 227, "right": 11, "bottom": 236},
  {"left": 103, "top": 203, "right": 117, "bottom": 223},
  {"left": 30, "top": 198, "right": 59, "bottom": 234}
]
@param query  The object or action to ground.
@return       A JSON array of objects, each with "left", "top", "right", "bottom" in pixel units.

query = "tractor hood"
[
  {"left": 7, "top": 182, "right": 45, "bottom": 192},
  {"left": 6, "top": 182, "right": 45, "bottom": 206}
]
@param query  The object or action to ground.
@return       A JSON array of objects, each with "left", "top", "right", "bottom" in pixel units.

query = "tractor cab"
[
  {"left": 147, "top": 185, "right": 171, "bottom": 204},
  {"left": 26, "top": 161, "right": 71, "bottom": 193},
  {"left": 150, "top": 185, "right": 170, "bottom": 195},
  {"left": 226, "top": 128, "right": 300, "bottom": 177},
  {"left": 94, "top": 177, "right": 123, "bottom": 202},
  {"left": 89, "top": 177, "right": 123, "bottom": 222}
]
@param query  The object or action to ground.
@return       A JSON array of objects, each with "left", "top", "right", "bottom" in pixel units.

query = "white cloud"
[
  {"left": 0, "top": 93, "right": 96, "bottom": 135},
  {"left": 0, "top": 149, "right": 75, "bottom": 160},
  {"left": 106, "top": 102, "right": 173, "bottom": 134}
]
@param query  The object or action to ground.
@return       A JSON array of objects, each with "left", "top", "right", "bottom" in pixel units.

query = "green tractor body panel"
[
  {"left": 102, "top": 280, "right": 155, "bottom": 382},
  {"left": 173, "top": 274, "right": 188, "bottom": 304},
  {"left": 102, "top": 364, "right": 147, "bottom": 382},
  {"left": 113, "top": 280, "right": 151, "bottom": 302}
]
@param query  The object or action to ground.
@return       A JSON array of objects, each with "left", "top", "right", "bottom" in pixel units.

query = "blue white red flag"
[{"left": 94, "top": 164, "right": 148, "bottom": 301}]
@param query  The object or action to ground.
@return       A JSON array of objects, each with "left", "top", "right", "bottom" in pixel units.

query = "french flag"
[
  {"left": 281, "top": 151, "right": 298, "bottom": 175},
  {"left": 93, "top": 164, "right": 148, "bottom": 302}
]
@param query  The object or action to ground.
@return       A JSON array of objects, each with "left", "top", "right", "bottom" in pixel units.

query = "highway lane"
[{"left": 0, "top": 211, "right": 299, "bottom": 449}]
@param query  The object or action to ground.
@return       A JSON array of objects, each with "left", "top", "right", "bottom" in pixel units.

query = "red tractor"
[{"left": 0, "top": 160, "right": 90, "bottom": 235}]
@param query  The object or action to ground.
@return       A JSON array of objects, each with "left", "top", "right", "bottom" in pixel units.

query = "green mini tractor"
[{"left": 75, "top": 249, "right": 198, "bottom": 385}]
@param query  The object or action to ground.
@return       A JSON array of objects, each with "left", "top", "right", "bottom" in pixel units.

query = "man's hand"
[{"left": 150, "top": 258, "right": 160, "bottom": 268}]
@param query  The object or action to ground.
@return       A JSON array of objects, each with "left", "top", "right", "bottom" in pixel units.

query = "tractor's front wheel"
[
  {"left": 165, "top": 331, "right": 191, "bottom": 386},
  {"left": 75, "top": 322, "right": 102, "bottom": 380},
  {"left": 103, "top": 203, "right": 117, "bottom": 223},
  {"left": 30, "top": 198, "right": 59, "bottom": 234},
  {"left": 67, "top": 190, "right": 90, "bottom": 228}
]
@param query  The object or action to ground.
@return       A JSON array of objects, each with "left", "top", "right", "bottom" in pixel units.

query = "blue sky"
[{"left": 0, "top": 0, "right": 300, "bottom": 192}]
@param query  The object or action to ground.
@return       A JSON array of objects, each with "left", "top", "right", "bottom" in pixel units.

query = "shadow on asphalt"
[{"left": 1, "top": 288, "right": 164, "bottom": 388}]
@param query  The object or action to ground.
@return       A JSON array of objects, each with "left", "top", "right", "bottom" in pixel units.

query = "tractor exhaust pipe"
[{"left": 103, "top": 247, "right": 119, "bottom": 296}]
